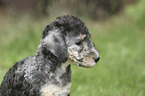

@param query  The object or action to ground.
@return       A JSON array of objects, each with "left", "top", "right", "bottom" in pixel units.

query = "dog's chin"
[
  {"left": 69, "top": 55, "right": 98, "bottom": 68},
  {"left": 76, "top": 57, "right": 97, "bottom": 68},
  {"left": 77, "top": 61, "right": 97, "bottom": 68},
  {"left": 78, "top": 56, "right": 97, "bottom": 68}
]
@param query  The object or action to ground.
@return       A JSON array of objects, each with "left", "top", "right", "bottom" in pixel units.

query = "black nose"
[{"left": 94, "top": 57, "right": 100, "bottom": 63}]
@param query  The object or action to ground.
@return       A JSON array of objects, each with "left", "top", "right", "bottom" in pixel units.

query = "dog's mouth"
[
  {"left": 75, "top": 57, "right": 84, "bottom": 62},
  {"left": 74, "top": 55, "right": 98, "bottom": 68}
]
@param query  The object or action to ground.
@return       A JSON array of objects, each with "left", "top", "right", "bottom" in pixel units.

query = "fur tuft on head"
[{"left": 50, "top": 15, "right": 89, "bottom": 35}]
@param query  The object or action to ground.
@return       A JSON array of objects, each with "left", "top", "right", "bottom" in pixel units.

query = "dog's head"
[
  {"left": 67, "top": 34, "right": 100, "bottom": 67},
  {"left": 40, "top": 15, "right": 100, "bottom": 67}
]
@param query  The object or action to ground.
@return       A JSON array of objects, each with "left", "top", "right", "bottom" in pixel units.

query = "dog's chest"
[
  {"left": 40, "top": 83, "right": 71, "bottom": 96},
  {"left": 40, "top": 61, "right": 71, "bottom": 96}
]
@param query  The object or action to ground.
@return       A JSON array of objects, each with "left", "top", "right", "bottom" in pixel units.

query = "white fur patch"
[{"left": 40, "top": 83, "right": 71, "bottom": 96}]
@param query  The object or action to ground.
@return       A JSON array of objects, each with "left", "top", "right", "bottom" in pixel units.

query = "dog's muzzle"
[{"left": 91, "top": 47, "right": 100, "bottom": 63}]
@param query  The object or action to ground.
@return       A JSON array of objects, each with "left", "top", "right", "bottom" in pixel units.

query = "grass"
[{"left": 0, "top": 12, "right": 145, "bottom": 95}]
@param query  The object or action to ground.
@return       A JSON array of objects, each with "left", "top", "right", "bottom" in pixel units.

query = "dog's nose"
[{"left": 94, "top": 57, "right": 100, "bottom": 63}]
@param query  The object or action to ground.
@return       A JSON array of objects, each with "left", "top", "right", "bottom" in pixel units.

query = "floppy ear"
[{"left": 41, "top": 28, "right": 68, "bottom": 63}]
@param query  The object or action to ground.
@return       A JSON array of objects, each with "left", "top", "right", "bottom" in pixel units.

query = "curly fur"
[{"left": 0, "top": 15, "right": 100, "bottom": 96}]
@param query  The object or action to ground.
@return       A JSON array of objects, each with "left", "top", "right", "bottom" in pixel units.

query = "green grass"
[{"left": 0, "top": 11, "right": 145, "bottom": 96}]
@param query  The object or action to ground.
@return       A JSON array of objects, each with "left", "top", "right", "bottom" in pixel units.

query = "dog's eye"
[{"left": 75, "top": 40, "right": 82, "bottom": 45}]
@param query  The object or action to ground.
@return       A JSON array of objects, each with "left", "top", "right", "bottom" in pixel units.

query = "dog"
[{"left": 0, "top": 15, "right": 100, "bottom": 96}]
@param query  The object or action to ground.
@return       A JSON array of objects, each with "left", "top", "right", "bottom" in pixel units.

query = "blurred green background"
[{"left": 0, "top": 0, "right": 145, "bottom": 96}]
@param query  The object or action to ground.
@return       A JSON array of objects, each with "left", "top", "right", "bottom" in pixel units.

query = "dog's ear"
[{"left": 41, "top": 27, "right": 68, "bottom": 63}]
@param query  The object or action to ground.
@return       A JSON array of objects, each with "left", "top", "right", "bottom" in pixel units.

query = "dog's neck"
[{"left": 35, "top": 44, "right": 72, "bottom": 72}]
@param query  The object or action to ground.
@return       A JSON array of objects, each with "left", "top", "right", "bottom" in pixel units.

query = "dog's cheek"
[{"left": 68, "top": 49, "right": 77, "bottom": 61}]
